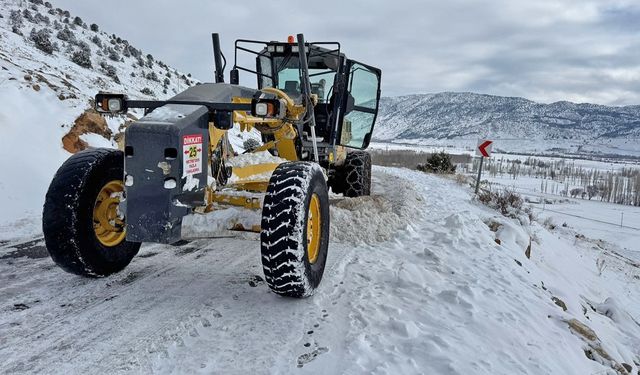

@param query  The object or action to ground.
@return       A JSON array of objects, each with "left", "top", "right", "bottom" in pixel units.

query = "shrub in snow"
[
  {"left": 47, "top": 8, "right": 56, "bottom": 15},
  {"left": 417, "top": 151, "right": 456, "bottom": 174},
  {"left": 100, "top": 62, "right": 120, "bottom": 84},
  {"left": 140, "top": 87, "right": 155, "bottom": 96},
  {"left": 75, "top": 40, "right": 90, "bottom": 51},
  {"left": 128, "top": 46, "right": 141, "bottom": 58},
  {"left": 163, "top": 77, "right": 170, "bottom": 87},
  {"left": 569, "top": 188, "right": 583, "bottom": 198},
  {"left": 91, "top": 35, "right": 102, "bottom": 47},
  {"left": 62, "top": 10, "right": 70, "bottom": 18},
  {"left": 130, "top": 72, "right": 136, "bottom": 77},
  {"left": 30, "top": 0, "right": 45, "bottom": 5},
  {"left": 147, "top": 53, "right": 154, "bottom": 61},
  {"left": 30, "top": 28, "right": 54, "bottom": 54},
  {"left": 73, "top": 16, "right": 83, "bottom": 27},
  {"left": 122, "top": 47, "right": 131, "bottom": 58},
  {"left": 146, "top": 71, "right": 159, "bottom": 82},
  {"left": 23, "top": 9, "right": 35, "bottom": 23},
  {"left": 35, "top": 12, "right": 50, "bottom": 25},
  {"left": 71, "top": 46, "right": 92, "bottom": 68},
  {"left": 108, "top": 48, "right": 120, "bottom": 62},
  {"left": 90, "top": 23, "right": 99, "bottom": 32},
  {"left": 478, "top": 189, "right": 532, "bottom": 222},
  {"left": 52, "top": 20, "right": 61, "bottom": 30},
  {"left": 9, "top": 10, "right": 23, "bottom": 28},
  {"left": 56, "top": 26, "right": 75, "bottom": 42},
  {"left": 45, "top": 1, "right": 52, "bottom": 8}
]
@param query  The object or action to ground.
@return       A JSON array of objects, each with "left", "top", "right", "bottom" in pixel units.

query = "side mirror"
[
  {"left": 323, "top": 56, "right": 339, "bottom": 70},
  {"left": 230, "top": 68, "right": 239, "bottom": 85}
]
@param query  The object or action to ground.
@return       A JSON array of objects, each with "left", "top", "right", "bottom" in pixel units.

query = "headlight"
[
  {"left": 95, "top": 93, "right": 128, "bottom": 114},
  {"left": 107, "top": 98, "right": 122, "bottom": 112},
  {"left": 251, "top": 97, "right": 286, "bottom": 119},
  {"left": 254, "top": 102, "right": 269, "bottom": 116}
]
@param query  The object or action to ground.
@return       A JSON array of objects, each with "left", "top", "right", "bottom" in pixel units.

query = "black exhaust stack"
[{"left": 212, "top": 33, "right": 225, "bottom": 83}]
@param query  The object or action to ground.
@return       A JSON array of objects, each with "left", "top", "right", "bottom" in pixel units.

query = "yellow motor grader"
[{"left": 42, "top": 33, "right": 381, "bottom": 297}]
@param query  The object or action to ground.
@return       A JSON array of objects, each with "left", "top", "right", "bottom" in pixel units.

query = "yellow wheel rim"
[
  {"left": 307, "top": 194, "right": 321, "bottom": 264},
  {"left": 93, "top": 180, "right": 126, "bottom": 247}
]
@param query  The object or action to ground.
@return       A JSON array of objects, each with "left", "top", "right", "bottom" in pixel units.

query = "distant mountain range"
[{"left": 374, "top": 92, "right": 640, "bottom": 141}]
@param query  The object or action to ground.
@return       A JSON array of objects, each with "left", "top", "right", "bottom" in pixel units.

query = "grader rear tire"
[
  {"left": 330, "top": 150, "right": 371, "bottom": 197},
  {"left": 260, "top": 162, "right": 330, "bottom": 298},
  {"left": 43, "top": 148, "right": 141, "bottom": 277}
]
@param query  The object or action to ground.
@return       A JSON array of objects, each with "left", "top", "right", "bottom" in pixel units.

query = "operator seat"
[{"left": 283, "top": 80, "right": 300, "bottom": 98}]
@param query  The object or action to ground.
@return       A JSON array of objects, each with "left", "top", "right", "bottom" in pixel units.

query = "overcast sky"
[{"left": 54, "top": 0, "right": 640, "bottom": 105}]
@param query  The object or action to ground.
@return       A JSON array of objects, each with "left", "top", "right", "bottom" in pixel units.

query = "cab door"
[{"left": 338, "top": 60, "right": 382, "bottom": 149}]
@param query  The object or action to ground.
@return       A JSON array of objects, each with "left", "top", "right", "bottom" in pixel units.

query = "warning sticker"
[{"left": 182, "top": 134, "right": 203, "bottom": 177}]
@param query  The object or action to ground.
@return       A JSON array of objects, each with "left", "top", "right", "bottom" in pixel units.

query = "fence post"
[{"left": 475, "top": 157, "right": 484, "bottom": 195}]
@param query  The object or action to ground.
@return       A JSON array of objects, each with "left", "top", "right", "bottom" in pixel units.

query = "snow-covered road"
[{"left": 1, "top": 167, "right": 639, "bottom": 374}]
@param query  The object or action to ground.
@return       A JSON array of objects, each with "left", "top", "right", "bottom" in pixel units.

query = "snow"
[
  {"left": 0, "top": 83, "right": 71, "bottom": 228},
  {"left": 182, "top": 175, "right": 199, "bottom": 192},
  {"left": 181, "top": 206, "right": 262, "bottom": 238},
  {"left": 1, "top": 167, "right": 638, "bottom": 374},
  {"left": 79, "top": 132, "right": 116, "bottom": 148},
  {"left": 226, "top": 151, "right": 287, "bottom": 168},
  {"left": 142, "top": 106, "right": 186, "bottom": 122}
]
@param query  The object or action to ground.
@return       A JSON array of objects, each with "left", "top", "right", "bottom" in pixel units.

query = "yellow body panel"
[
  {"left": 231, "top": 162, "right": 281, "bottom": 180},
  {"left": 195, "top": 89, "right": 322, "bottom": 232}
]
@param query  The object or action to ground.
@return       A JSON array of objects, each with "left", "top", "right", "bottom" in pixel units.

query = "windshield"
[{"left": 263, "top": 55, "right": 336, "bottom": 103}]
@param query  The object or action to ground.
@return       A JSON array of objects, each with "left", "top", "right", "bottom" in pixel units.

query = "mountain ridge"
[{"left": 374, "top": 92, "right": 640, "bottom": 141}]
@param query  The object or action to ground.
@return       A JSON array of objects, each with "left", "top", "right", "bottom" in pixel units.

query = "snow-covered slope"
[
  {"left": 375, "top": 92, "right": 640, "bottom": 142},
  {"left": 0, "top": 167, "right": 638, "bottom": 374},
  {"left": 0, "top": 0, "right": 257, "bottom": 229}
]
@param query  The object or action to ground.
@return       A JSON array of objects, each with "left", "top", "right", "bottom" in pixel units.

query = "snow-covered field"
[
  {"left": 484, "top": 175, "right": 640, "bottom": 251},
  {"left": 1, "top": 167, "right": 639, "bottom": 374},
  {"left": 371, "top": 137, "right": 640, "bottom": 160}
]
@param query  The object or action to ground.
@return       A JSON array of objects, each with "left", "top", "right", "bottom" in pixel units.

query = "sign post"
[{"left": 475, "top": 139, "right": 493, "bottom": 195}]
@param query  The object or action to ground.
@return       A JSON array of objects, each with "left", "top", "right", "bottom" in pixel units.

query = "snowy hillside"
[
  {"left": 1, "top": 167, "right": 638, "bottom": 374},
  {"left": 375, "top": 92, "right": 640, "bottom": 147},
  {"left": 0, "top": 0, "right": 256, "bottom": 230}
]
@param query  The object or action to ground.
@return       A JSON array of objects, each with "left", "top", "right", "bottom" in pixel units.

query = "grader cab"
[{"left": 42, "top": 34, "right": 381, "bottom": 297}]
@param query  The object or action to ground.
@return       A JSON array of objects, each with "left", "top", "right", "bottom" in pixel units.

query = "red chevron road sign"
[{"left": 476, "top": 140, "right": 493, "bottom": 157}]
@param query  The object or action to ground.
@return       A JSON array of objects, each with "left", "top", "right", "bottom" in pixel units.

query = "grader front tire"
[
  {"left": 43, "top": 148, "right": 141, "bottom": 277},
  {"left": 260, "top": 162, "right": 330, "bottom": 298}
]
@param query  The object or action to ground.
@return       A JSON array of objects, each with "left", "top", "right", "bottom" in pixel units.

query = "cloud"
[{"left": 53, "top": 0, "right": 640, "bottom": 105}]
